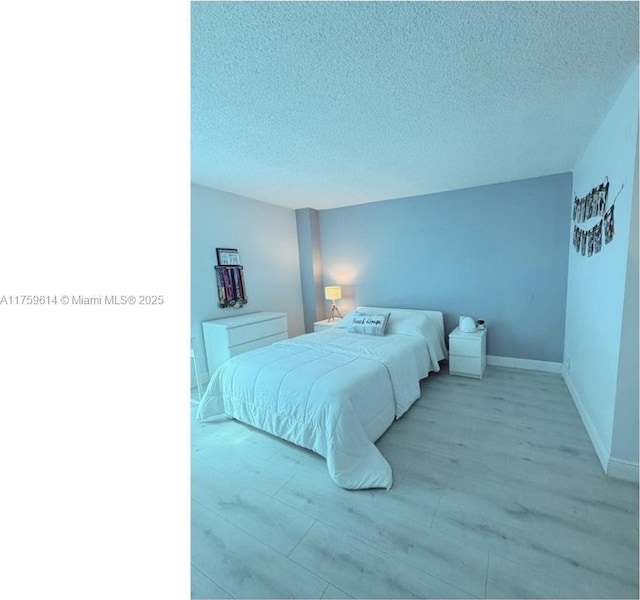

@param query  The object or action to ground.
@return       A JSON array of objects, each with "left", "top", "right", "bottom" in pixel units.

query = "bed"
[{"left": 196, "top": 307, "right": 447, "bottom": 490}]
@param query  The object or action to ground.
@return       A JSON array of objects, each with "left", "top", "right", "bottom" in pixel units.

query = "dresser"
[
  {"left": 448, "top": 326, "right": 487, "bottom": 379},
  {"left": 202, "top": 312, "right": 288, "bottom": 375}
]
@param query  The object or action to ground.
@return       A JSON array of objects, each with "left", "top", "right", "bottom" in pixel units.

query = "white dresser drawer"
[
  {"left": 202, "top": 312, "right": 288, "bottom": 376},
  {"left": 449, "top": 336, "right": 481, "bottom": 357},
  {"left": 229, "top": 332, "right": 288, "bottom": 356},
  {"left": 449, "top": 355, "right": 484, "bottom": 378},
  {"left": 227, "top": 316, "right": 287, "bottom": 347}
]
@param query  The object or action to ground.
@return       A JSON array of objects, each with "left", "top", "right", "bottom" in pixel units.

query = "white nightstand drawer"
[
  {"left": 227, "top": 316, "right": 287, "bottom": 347},
  {"left": 449, "top": 355, "right": 484, "bottom": 378},
  {"left": 448, "top": 326, "right": 487, "bottom": 379},
  {"left": 229, "top": 331, "right": 288, "bottom": 356},
  {"left": 449, "top": 336, "right": 481, "bottom": 357}
]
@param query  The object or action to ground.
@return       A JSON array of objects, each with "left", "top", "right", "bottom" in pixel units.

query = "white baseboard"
[
  {"left": 607, "top": 457, "right": 640, "bottom": 483},
  {"left": 562, "top": 367, "right": 610, "bottom": 474},
  {"left": 562, "top": 367, "right": 640, "bottom": 483},
  {"left": 487, "top": 355, "right": 563, "bottom": 373}
]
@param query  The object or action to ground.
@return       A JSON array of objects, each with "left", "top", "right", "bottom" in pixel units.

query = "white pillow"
[
  {"left": 339, "top": 307, "right": 447, "bottom": 364},
  {"left": 347, "top": 311, "right": 390, "bottom": 336},
  {"left": 336, "top": 307, "right": 436, "bottom": 339}
]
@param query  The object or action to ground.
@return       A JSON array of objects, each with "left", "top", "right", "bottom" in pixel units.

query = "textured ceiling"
[{"left": 191, "top": 1, "right": 639, "bottom": 209}]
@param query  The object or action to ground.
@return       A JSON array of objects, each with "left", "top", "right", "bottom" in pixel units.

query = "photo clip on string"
[{"left": 571, "top": 177, "right": 622, "bottom": 257}]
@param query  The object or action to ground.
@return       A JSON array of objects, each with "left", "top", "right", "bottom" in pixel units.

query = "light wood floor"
[{"left": 191, "top": 365, "right": 639, "bottom": 599}]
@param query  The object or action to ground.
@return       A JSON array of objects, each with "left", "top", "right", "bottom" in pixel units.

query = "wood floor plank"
[
  {"left": 486, "top": 551, "right": 636, "bottom": 599},
  {"left": 430, "top": 489, "right": 638, "bottom": 598},
  {"left": 415, "top": 395, "right": 595, "bottom": 448},
  {"left": 320, "top": 584, "right": 355, "bottom": 599},
  {"left": 191, "top": 500, "right": 327, "bottom": 599},
  {"left": 191, "top": 461, "right": 316, "bottom": 555},
  {"left": 192, "top": 424, "right": 303, "bottom": 496},
  {"left": 289, "top": 521, "right": 475, "bottom": 599},
  {"left": 191, "top": 565, "right": 232, "bottom": 599},
  {"left": 275, "top": 470, "right": 489, "bottom": 598}
]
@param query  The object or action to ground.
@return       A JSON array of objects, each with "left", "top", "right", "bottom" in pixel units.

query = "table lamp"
[{"left": 324, "top": 286, "right": 343, "bottom": 322}]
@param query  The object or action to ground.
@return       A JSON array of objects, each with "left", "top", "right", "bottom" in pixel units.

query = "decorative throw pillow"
[{"left": 348, "top": 311, "right": 390, "bottom": 336}]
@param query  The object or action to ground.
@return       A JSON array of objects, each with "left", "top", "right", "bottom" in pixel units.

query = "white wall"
[
  {"left": 191, "top": 184, "right": 305, "bottom": 382},
  {"left": 610, "top": 130, "right": 639, "bottom": 478},
  {"left": 563, "top": 66, "right": 639, "bottom": 479}
]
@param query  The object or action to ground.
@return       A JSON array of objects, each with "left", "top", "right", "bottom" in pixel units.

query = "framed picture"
[{"left": 216, "top": 248, "right": 241, "bottom": 265}]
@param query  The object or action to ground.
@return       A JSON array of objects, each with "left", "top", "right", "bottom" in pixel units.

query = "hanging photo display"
[
  {"left": 215, "top": 247, "right": 248, "bottom": 308},
  {"left": 215, "top": 265, "right": 248, "bottom": 308},
  {"left": 571, "top": 177, "right": 615, "bottom": 256}
]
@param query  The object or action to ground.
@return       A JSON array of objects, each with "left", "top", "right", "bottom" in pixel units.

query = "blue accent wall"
[{"left": 313, "top": 173, "right": 572, "bottom": 362}]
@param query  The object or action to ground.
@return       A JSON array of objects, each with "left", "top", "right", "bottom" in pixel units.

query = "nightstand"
[
  {"left": 313, "top": 318, "right": 342, "bottom": 332},
  {"left": 449, "top": 326, "right": 487, "bottom": 379}
]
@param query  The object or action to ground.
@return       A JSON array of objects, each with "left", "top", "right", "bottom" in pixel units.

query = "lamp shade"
[{"left": 324, "top": 286, "right": 342, "bottom": 300}]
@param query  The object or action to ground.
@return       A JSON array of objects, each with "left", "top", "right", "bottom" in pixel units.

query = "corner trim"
[
  {"left": 487, "top": 355, "right": 563, "bottom": 373},
  {"left": 562, "top": 367, "right": 609, "bottom": 474}
]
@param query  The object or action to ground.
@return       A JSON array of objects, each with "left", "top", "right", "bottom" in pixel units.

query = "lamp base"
[{"left": 328, "top": 303, "right": 343, "bottom": 322}]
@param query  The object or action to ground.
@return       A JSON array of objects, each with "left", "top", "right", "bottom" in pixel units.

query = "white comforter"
[{"left": 197, "top": 321, "right": 445, "bottom": 490}]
